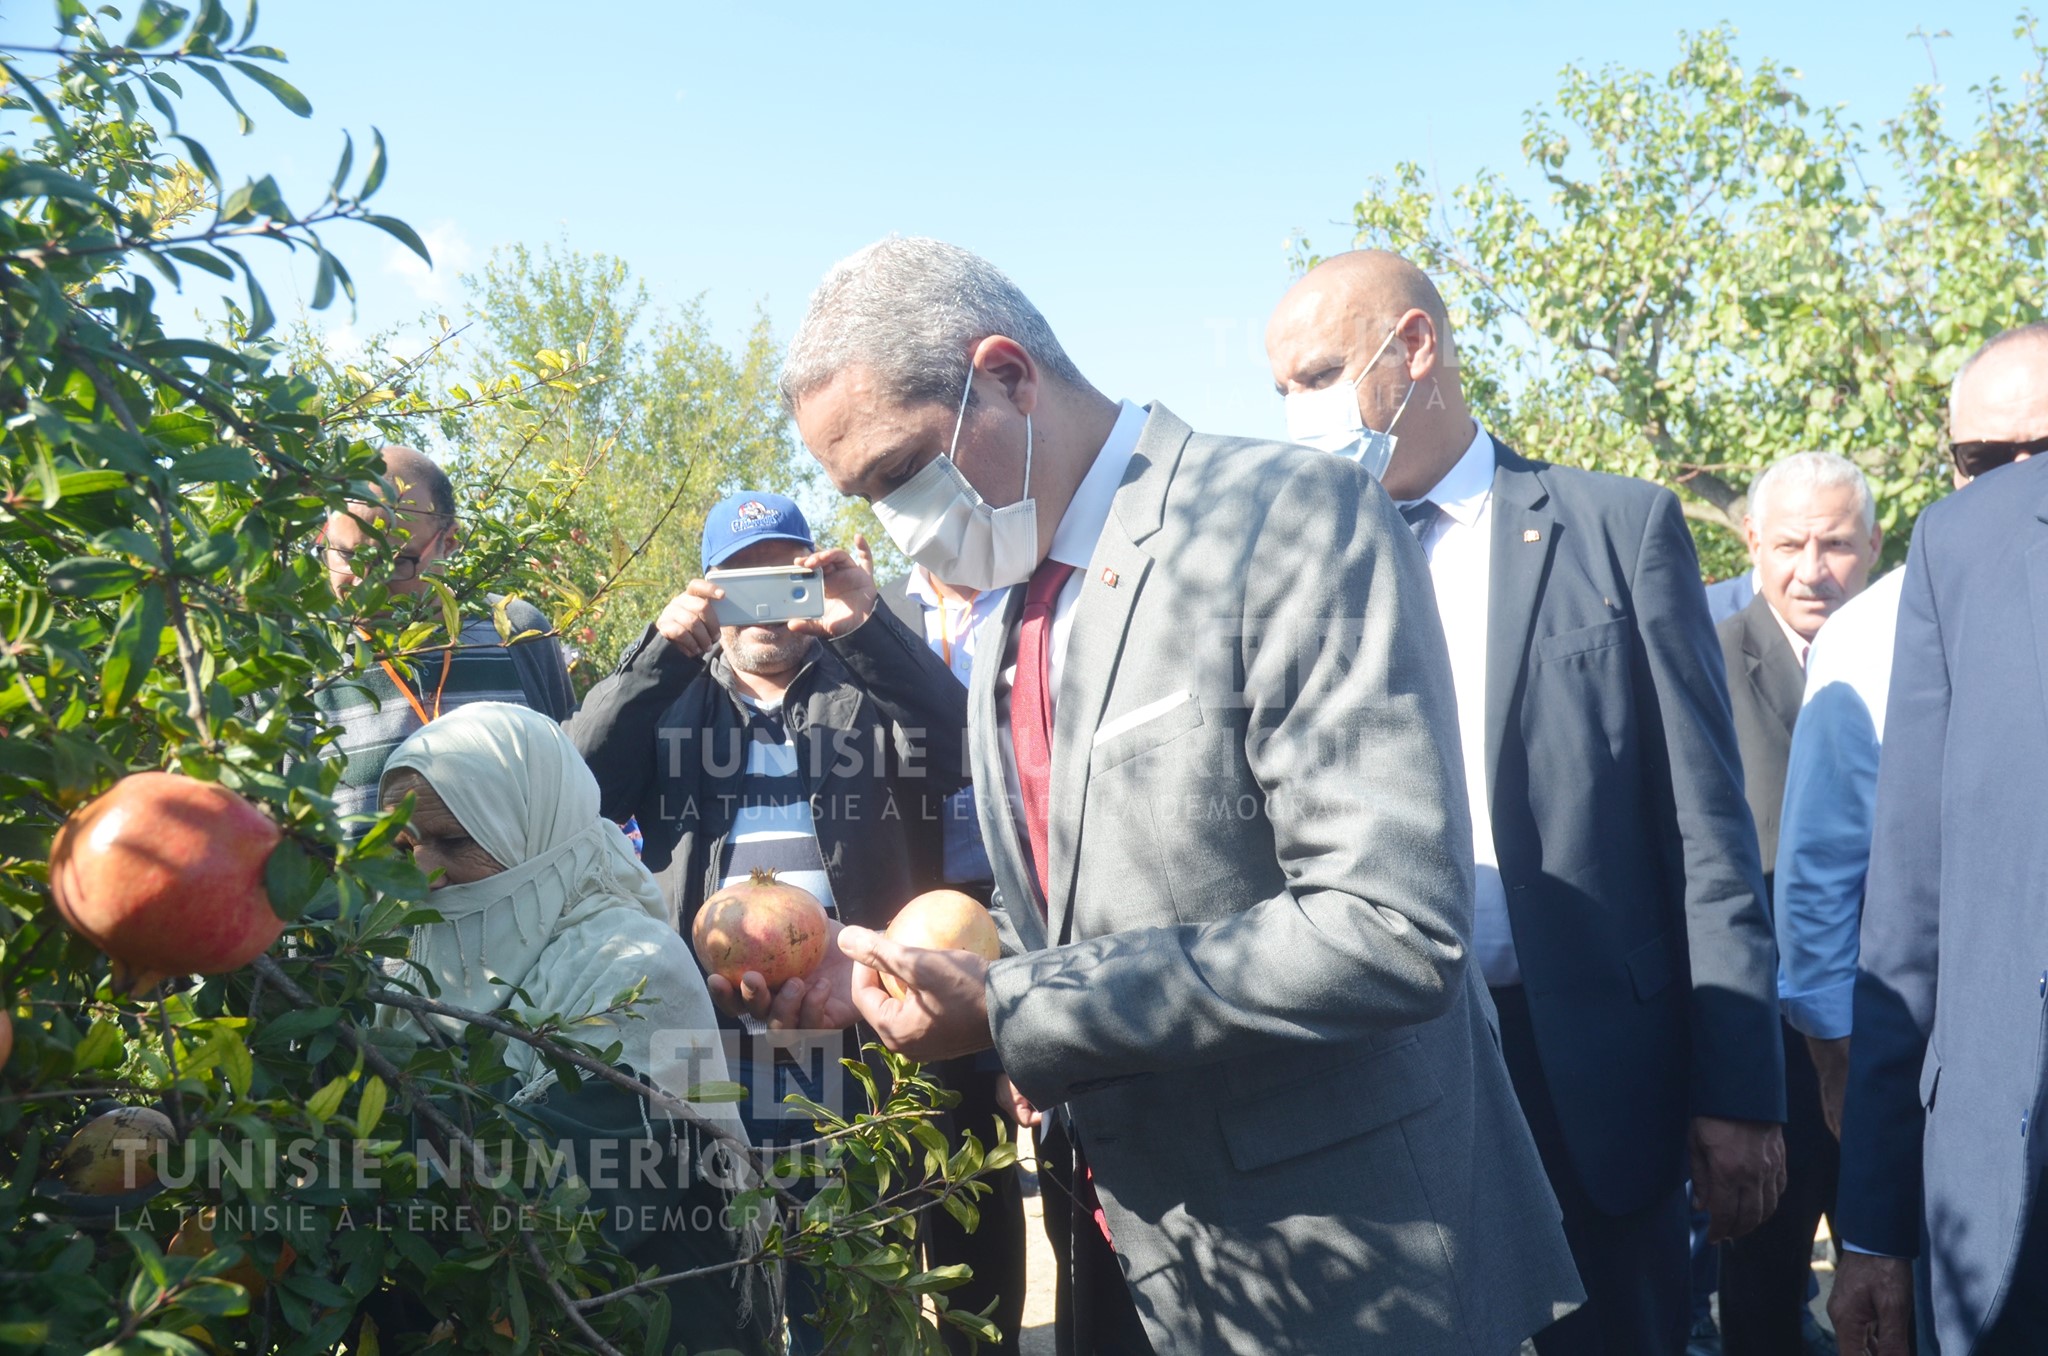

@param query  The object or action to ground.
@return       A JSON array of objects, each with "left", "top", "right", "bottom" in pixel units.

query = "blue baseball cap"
[{"left": 701, "top": 490, "right": 814, "bottom": 569}]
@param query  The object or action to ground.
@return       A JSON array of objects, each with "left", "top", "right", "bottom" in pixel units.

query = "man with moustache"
[
  {"left": 1713, "top": 452, "right": 1882, "bottom": 1356},
  {"left": 568, "top": 491, "right": 967, "bottom": 1350},
  {"left": 1265, "top": 250, "right": 1786, "bottom": 1356}
]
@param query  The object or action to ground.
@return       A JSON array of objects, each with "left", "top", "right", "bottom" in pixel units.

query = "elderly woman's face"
[{"left": 382, "top": 769, "right": 505, "bottom": 887}]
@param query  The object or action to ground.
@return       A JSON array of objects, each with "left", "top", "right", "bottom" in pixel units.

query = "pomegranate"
[
  {"left": 57, "top": 1105, "right": 175, "bottom": 1193},
  {"left": 0, "top": 1006, "right": 11, "bottom": 1072},
  {"left": 881, "top": 890, "right": 1002, "bottom": 999},
  {"left": 168, "top": 1209, "right": 296, "bottom": 1295},
  {"left": 690, "top": 867, "right": 828, "bottom": 989},
  {"left": 49, "top": 772, "right": 286, "bottom": 996}
]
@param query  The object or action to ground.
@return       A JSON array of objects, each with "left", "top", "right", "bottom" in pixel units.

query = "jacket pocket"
[
  {"left": 1218, "top": 1038, "right": 1443, "bottom": 1172},
  {"left": 1535, "top": 617, "right": 1631, "bottom": 664},
  {"left": 1626, "top": 931, "right": 1678, "bottom": 1001},
  {"left": 1090, "top": 690, "right": 1206, "bottom": 772}
]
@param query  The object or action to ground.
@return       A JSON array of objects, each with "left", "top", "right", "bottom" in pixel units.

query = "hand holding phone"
[{"left": 703, "top": 564, "right": 826, "bottom": 628}]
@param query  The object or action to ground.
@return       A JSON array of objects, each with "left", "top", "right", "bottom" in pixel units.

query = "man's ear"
[
  {"left": 971, "top": 335, "right": 1040, "bottom": 417},
  {"left": 1398, "top": 309, "right": 1440, "bottom": 381}
]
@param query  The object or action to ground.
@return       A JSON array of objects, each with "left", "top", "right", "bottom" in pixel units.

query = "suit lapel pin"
[
  {"left": 1522, "top": 528, "right": 1542, "bottom": 543},
  {"left": 1100, "top": 568, "right": 1119, "bottom": 588}
]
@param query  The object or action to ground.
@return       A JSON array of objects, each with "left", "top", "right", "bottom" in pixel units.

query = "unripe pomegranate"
[
  {"left": 691, "top": 868, "right": 829, "bottom": 989},
  {"left": 0, "top": 1007, "right": 12, "bottom": 1073},
  {"left": 57, "top": 1105, "right": 175, "bottom": 1194},
  {"left": 881, "top": 890, "right": 1002, "bottom": 1000},
  {"left": 49, "top": 772, "right": 285, "bottom": 996}
]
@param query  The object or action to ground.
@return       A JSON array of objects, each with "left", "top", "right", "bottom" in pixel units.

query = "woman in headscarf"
[{"left": 375, "top": 701, "right": 773, "bottom": 1354}]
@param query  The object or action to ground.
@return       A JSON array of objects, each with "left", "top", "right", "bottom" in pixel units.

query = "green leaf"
[
  {"left": 359, "top": 127, "right": 388, "bottom": 199},
  {"left": 329, "top": 130, "right": 353, "bottom": 195},
  {"left": 162, "top": 247, "right": 235, "bottom": 281},
  {"left": 54, "top": 468, "right": 131, "bottom": 497},
  {"left": 127, "top": 0, "right": 191, "bottom": 47},
  {"left": 257, "top": 1006, "right": 342, "bottom": 1044},
  {"left": 227, "top": 59, "right": 310, "bottom": 116},
  {"left": 354, "top": 1074, "right": 387, "bottom": 1137},
  {"left": 176, "top": 531, "right": 241, "bottom": 576},
  {"left": 173, "top": 445, "right": 260, "bottom": 483},
  {"left": 242, "top": 268, "right": 275, "bottom": 339},
  {"left": 186, "top": 59, "right": 253, "bottom": 134},
  {"left": 171, "top": 134, "right": 222, "bottom": 189},
  {"left": 0, "top": 162, "right": 99, "bottom": 205},
  {"left": 261, "top": 836, "right": 324, "bottom": 922},
  {"left": 47, "top": 557, "right": 145, "bottom": 599},
  {"left": 306, "top": 1074, "right": 350, "bottom": 1122},
  {"left": 100, "top": 585, "right": 166, "bottom": 716},
  {"left": 362, "top": 214, "right": 430, "bottom": 265},
  {"left": 72, "top": 1018, "right": 126, "bottom": 1073},
  {"left": 216, "top": 1029, "right": 253, "bottom": 1098},
  {"left": 420, "top": 576, "right": 461, "bottom": 649},
  {"left": 175, "top": 1278, "right": 251, "bottom": 1317}
]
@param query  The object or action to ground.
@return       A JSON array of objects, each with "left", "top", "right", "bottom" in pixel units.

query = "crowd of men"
[{"left": 314, "top": 237, "right": 2048, "bottom": 1356}]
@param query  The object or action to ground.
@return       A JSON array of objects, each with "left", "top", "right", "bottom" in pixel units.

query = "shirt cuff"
[
  {"left": 1780, "top": 978, "right": 1855, "bottom": 1041},
  {"left": 1841, "top": 1241, "right": 1904, "bottom": 1258}
]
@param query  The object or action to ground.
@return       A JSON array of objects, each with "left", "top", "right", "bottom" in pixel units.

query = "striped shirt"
[
  {"left": 314, "top": 616, "right": 554, "bottom": 830},
  {"left": 717, "top": 698, "right": 837, "bottom": 915}
]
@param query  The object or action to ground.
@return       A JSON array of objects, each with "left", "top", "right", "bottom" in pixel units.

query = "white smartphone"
[{"left": 705, "top": 564, "right": 826, "bottom": 627}]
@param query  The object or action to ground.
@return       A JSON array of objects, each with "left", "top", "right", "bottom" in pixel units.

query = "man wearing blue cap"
[{"left": 567, "top": 490, "right": 969, "bottom": 1351}]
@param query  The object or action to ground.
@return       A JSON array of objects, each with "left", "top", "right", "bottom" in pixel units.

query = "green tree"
[
  {"left": 1298, "top": 19, "right": 2048, "bottom": 576},
  {"left": 456, "top": 242, "right": 798, "bottom": 683},
  {"left": 0, "top": 8, "right": 1006, "bottom": 1354}
]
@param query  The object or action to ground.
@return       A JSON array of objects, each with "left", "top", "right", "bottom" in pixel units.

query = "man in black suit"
[
  {"left": 1714, "top": 452, "right": 1882, "bottom": 1356},
  {"left": 1830, "top": 323, "right": 2048, "bottom": 1356},
  {"left": 1268, "top": 250, "right": 1787, "bottom": 1356}
]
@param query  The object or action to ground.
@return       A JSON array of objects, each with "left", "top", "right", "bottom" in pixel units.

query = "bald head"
[
  {"left": 320, "top": 445, "right": 457, "bottom": 598},
  {"left": 1948, "top": 324, "right": 2048, "bottom": 487},
  {"left": 1266, "top": 250, "right": 1472, "bottom": 500}
]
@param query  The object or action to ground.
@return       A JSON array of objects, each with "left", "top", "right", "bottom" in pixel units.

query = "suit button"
[{"left": 2040, "top": 971, "right": 2046, "bottom": 997}]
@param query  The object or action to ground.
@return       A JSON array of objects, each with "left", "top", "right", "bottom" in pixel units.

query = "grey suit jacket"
[
  {"left": 974, "top": 406, "right": 1582, "bottom": 1355},
  {"left": 1718, "top": 594, "right": 1804, "bottom": 881}
]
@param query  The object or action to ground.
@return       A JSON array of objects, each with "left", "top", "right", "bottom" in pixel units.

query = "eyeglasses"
[
  {"left": 310, "top": 526, "right": 447, "bottom": 581},
  {"left": 1947, "top": 433, "right": 2048, "bottom": 480}
]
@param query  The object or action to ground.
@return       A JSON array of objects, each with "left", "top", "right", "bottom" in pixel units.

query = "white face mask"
[
  {"left": 1282, "top": 321, "right": 1416, "bottom": 481},
  {"left": 870, "top": 365, "right": 1038, "bottom": 591}
]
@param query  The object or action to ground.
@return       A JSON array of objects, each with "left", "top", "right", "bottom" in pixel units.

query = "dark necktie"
[
  {"left": 1400, "top": 499, "right": 1442, "bottom": 542},
  {"left": 1012, "top": 558, "right": 1076, "bottom": 911}
]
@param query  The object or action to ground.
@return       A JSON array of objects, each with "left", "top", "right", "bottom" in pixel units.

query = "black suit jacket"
[
  {"left": 1717, "top": 595, "right": 1805, "bottom": 881},
  {"left": 1838, "top": 454, "right": 2048, "bottom": 1351},
  {"left": 1487, "top": 442, "right": 1786, "bottom": 1217}
]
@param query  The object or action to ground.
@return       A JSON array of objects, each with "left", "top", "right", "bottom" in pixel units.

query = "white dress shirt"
[
  {"left": 1765, "top": 601, "right": 1813, "bottom": 669},
  {"left": 993, "top": 399, "right": 1151, "bottom": 846},
  {"left": 1773, "top": 567, "right": 1904, "bottom": 1040},
  {"left": 1399, "top": 423, "right": 1520, "bottom": 986}
]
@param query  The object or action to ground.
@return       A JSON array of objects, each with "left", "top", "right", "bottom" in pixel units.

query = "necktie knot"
[
  {"left": 1399, "top": 499, "right": 1441, "bottom": 541},
  {"left": 1025, "top": 558, "right": 1076, "bottom": 609}
]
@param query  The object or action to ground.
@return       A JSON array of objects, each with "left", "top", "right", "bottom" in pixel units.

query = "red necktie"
[
  {"left": 1012, "top": 559, "right": 1075, "bottom": 911},
  {"left": 1010, "top": 559, "right": 1116, "bottom": 1248}
]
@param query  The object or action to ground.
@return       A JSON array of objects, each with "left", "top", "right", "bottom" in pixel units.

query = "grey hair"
[
  {"left": 1950, "top": 320, "right": 2048, "bottom": 409},
  {"left": 1746, "top": 451, "right": 1877, "bottom": 534},
  {"left": 779, "top": 235, "right": 1087, "bottom": 413}
]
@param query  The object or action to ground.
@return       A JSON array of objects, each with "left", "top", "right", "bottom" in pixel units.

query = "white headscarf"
[{"left": 377, "top": 703, "right": 745, "bottom": 1144}]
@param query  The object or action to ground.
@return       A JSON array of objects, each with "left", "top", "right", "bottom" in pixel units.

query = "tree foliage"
[
  {"left": 0, "top": 7, "right": 1006, "bottom": 1354},
  {"left": 1298, "top": 19, "right": 2048, "bottom": 575}
]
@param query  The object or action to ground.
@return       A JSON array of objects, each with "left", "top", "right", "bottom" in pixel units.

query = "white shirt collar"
[
  {"left": 1403, "top": 421, "right": 1495, "bottom": 527},
  {"left": 904, "top": 564, "right": 943, "bottom": 607},
  {"left": 1766, "top": 601, "right": 1813, "bottom": 668},
  {"left": 1049, "top": 399, "right": 1149, "bottom": 568}
]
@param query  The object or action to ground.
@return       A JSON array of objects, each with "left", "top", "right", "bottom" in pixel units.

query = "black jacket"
[
  {"left": 1716, "top": 594, "right": 1804, "bottom": 885},
  {"left": 567, "top": 605, "right": 968, "bottom": 932}
]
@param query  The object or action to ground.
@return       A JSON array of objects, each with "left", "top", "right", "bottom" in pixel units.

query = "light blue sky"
[{"left": 3, "top": 1, "right": 2037, "bottom": 441}]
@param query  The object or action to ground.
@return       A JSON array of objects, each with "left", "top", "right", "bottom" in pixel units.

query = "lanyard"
[{"left": 361, "top": 629, "right": 454, "bottom": 726}]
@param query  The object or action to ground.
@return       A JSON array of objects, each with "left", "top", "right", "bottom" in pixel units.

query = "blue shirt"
[{"left": 1773, "top": 568, "right": 1903, "bottom": 1040}]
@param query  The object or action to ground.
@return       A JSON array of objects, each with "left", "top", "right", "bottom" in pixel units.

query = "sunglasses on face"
[{"left": 1948, "top": 433, "right": 2048, "bottom": 480}]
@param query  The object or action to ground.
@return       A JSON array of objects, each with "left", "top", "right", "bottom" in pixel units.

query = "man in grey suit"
[
  {"left": 784, "top": 235, "right": 1582, "bottom": 1355},
  {"left": 1266, "top": 251, "right": 1787, "bottom": 1356},
  {"left": 1714, "top": 452, "right": 1882, "bottom": 1356}
]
